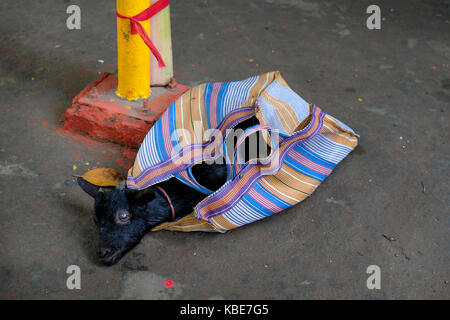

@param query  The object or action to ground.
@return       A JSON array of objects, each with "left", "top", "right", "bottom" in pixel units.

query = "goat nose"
[{"left": 99, "top": 247, "right": 112, "bottom": 258}]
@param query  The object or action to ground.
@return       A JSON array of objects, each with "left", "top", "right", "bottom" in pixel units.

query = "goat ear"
[
  {"left": 126, "top": 187, "right": 155, "bottom": 206},
  {"left": 77, "top": 177, "right": 100, "bottom": 198}
]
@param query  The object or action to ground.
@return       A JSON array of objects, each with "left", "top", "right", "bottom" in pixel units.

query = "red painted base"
[{"left": 64, "top": 72, "right": 189, "bottom": 148}]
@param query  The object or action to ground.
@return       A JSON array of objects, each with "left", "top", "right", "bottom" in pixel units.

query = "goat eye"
[{"left": 117, "top": 211, "right": 131, "bottom": 223}]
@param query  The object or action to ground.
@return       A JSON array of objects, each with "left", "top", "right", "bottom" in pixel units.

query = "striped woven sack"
[{"left": 127, "top": 71, "right": 359, "bottom": 232}]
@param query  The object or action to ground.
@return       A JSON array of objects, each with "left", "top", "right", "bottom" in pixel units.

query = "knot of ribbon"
[{"left": 116, "top": 0, "right": 169, "bottom": 68}]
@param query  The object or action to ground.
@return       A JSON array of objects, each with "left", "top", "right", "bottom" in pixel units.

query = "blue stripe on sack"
[
  {"left": 216, "top": 82, "right": 230, "bottom": 125},
  {"left": 242, "top": 192, "right": 276, "bottom": 217},
  {"left": 139, "top": 129, "right": 157, "bottom": 169},
  {"left": 293, "top": 143, "right": 336, "bottom": 169},
  {"left": 167, "top": 102, "right": 185, "bottom": 184},
  {"left": 238, "top": 199, "right": 267, "bottom": 223},
  {"left": 221, "top": 203, "right": 244, "bottom": 226},
  {"left": 204, "top": 83, "right": 213, "bottom": 129},
  {"left": 152, "top": 120, "right": 162, "bottom": 161},
  {"left": 144, "top": 135, "right": 154, "bottom": 168},
  {"left": 222, "top": 81, "right": 239, "bottom": 116},
  {"left": 302, "top": 134, "right": 353, "bottom": 164},
  {"left": 154, "top": 120, "right": 168, "bottom": 161},
  {"left": 149, "top": 130, "right": 160, "bottom": 165},
  {"left": 168, "top": 102, "right": 179, "bottom": 152},
  {"left": 232, "top": 76, "right": 257, "bottom": 109},
  {"left": 223, "top": 203, "right": 252, "bottom": 226},
  {"left": 283, "top": 155, "right": 328, "bottom": 182},
  {"left": 253, "top": 181, "right": 291, "bottom": 210},
  {"left": 224, "top": 197, "right": 265, "bottom": 226},
  {"left": 137, "top": 135, "right": 148, "bottom": 169},
  {"left": 222, "top": 209, "right": 244, "bottom": 226},
  {"left": 222, "top": 76, "right": 258, "bottom": 117},
  {"left": 141, "top": 133, "right": 152, "bottom": 168}
]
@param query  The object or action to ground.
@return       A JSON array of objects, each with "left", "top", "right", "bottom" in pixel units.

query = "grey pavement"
[{"left": 0, "top": 0, "right": 448, "bottom": 299}]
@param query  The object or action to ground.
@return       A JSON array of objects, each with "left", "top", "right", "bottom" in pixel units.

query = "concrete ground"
[{"left": 0, "top": 0, "right": 448, "bottom": 299}]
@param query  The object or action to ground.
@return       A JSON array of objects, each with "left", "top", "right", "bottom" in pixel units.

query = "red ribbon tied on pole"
[{"left": 116, "top": 0, "right": 169, "bottom": 68}]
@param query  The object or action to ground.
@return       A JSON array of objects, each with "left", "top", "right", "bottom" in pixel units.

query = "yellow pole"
[
  {"left": 116, "top": 0, "right": 151, "bottom": 101},
  {"left": 150, "top": 4, "right": 173, "bottom": 86}
]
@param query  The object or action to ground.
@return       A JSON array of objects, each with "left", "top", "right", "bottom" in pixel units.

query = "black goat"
[
  {"left": 78, "top": 117, "right": 262, "bottom": 265},
  {"left": 78, "top": 162, "right": 227, "bottom": 265}
]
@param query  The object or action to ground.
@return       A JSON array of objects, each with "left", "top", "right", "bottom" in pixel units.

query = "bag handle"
[
  {"left": 230, "top": 124, "right": 271, "bottom": 178},
  {"left": 195, "top": 105, "right": 325, "bottom": 222}
]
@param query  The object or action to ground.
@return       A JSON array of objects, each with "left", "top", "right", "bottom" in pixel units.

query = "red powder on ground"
[
  {"left": 164, "top": 280, "right": 174, "bottom": 288},
  {"left": 42, "top": 121, "right": 48, "bottom": 126},
  {"left": 55, "top": 128, "right": 103, "bottom": 148},
  {"left": 122, "top": 149, "right": 137, "bottom": 160},
  {"left": 5, "top": 290, "right": 16, "bottom": 298},
  {"left": 116, "top": 157, "right": 133, "bottom": 170},
  {"left": 72, "top": 151, "right": 83, "bottom": 159}
]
